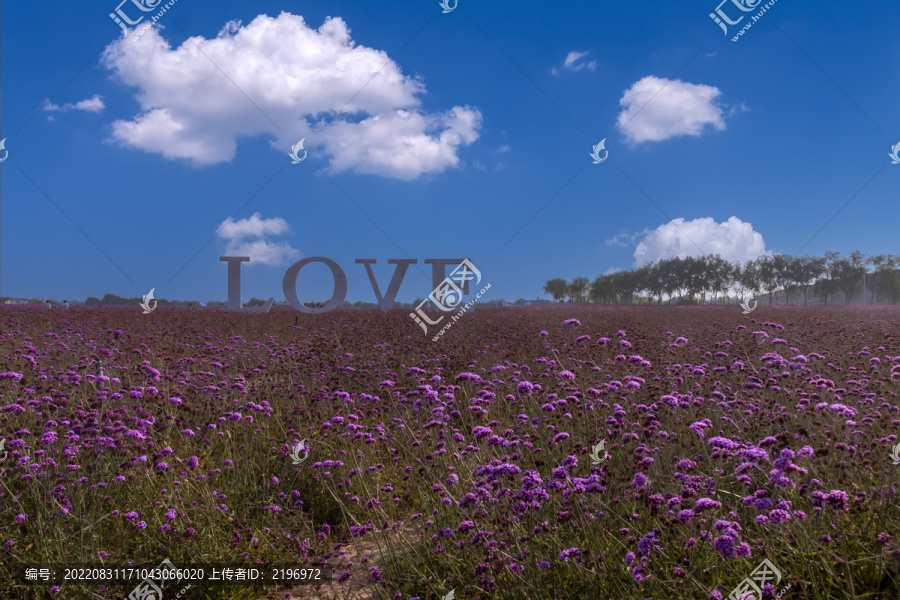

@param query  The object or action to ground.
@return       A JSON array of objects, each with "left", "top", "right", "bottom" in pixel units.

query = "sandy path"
[{"left": 282, "top": 521, "right": 423, "bottom": 600}]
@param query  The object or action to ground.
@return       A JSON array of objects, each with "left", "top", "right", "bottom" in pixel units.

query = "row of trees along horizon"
[{"left": 543, "top": 251, "right": 900, "bottom": 306}]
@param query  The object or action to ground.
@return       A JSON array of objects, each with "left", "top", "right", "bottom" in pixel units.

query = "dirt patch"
[{"left": 284, "top": 520, "right": 423, "bottom": 600}]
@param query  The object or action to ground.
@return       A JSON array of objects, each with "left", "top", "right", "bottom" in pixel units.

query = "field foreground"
[{"left": 1, "top": 305, "right": 899, "bottom": 599}]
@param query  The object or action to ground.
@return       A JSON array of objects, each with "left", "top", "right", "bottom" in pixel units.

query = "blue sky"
[{"left": 2, "top": 0, "right": 898, "bottom": 305}]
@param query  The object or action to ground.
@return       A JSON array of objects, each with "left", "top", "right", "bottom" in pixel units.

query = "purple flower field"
[{"left": 1, "top": 305, "right": 899, "bottom": 599}]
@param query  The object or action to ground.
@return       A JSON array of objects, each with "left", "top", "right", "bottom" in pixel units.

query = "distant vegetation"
[
  {"left": 83, "top": 293, "right": 202, "bottom": 307},
  {"left": 2, "top": 295, "right": 541, "bottom": 308},
  {"left": 544, "top": 251, "right": 900, "bottom": 306}
]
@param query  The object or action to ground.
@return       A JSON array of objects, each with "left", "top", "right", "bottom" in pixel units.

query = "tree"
[
  {"left": 665, "top": 257, "right": 689, "bottom": 303},
  {"left": 790, "top": 256, "right": 827, "bottom": 306},
  {"left": 875, "top": 255, "right": 900, "bottom": 304},
  {"left": 543, "top": 278, "right": 568, "bottom": 301},
  {"left": 863, "top": 254, "right": 900, "bottom": 305},
  {"left": 631, "top": 265, "right": 652, "bottom": 305},
  {"left": 814, "top": 252, "right": 841, "bottom": 306},
  {"left": 681, "top": 256, "right": 705, "bottom": 303},
  {"left": 828, "top": 251, "right": 866, "bottom": 305},
  {"left": 645, "top": 262, "right": 666, "bottom": 305},
  {"left": 610, "top": 270, "right": 641, "bottom": 305},
  {"left": 703, "top": 255, "right": 733, "bottom": 305},
  {"left": 756, "top": 254, "right": 790, "bottom": 305},
  {"left": 739, "top": 260, "right": 762, "bottom": 304},
  {"left": 814, "top": 277, "right": 840, "bottom": 306},
  {"left": 567, "top": 277, "right": 589, "bottom": 303},
  {"left": 589, "top": 276, "right": 615, "bottom": 305}
]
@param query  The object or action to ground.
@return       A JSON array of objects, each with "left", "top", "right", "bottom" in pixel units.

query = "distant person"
[
  {"left": 46, "top": 301, "right": 52, "bottom": 309},
  {"left": 63, "top": 300, "right": 69, "bottom": 309}
]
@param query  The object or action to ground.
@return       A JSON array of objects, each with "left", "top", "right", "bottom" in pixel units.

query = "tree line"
[{"left": 543, "top": 252, "right": 900, "bottom": 306}]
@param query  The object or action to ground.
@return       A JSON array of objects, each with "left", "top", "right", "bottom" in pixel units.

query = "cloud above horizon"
[
  {"left": 551, "top": 50, "right": 597, "bottom": 75},
  {"left": 630, "top": 216, "right": 768, "bottom": 266},
  {"left": 617, "top": 76, "right": 725, "bottom": 143},
  {"left": 44, "top": 95, "right": 106, "bottom": 113},
  {"left": 216, "top": 213, "right": 300, "bottom": 266},
  {"left": 100, "top": 12, "right": 481, "bottom": 178}
]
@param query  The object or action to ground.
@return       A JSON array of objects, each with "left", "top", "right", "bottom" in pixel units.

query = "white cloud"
[
  {"left": 44, "top": 94, "right": 106, "bottom": 113},
  {"left": 217, "top": 213, "right": 300, "bottom": 266},
  {"left": 604, "top": 231, "right": 643, "bottom": 248},
  {"left": 100, "top": 12, "right": 481, "bottom": 177},
  {"left": 317, "top": 105, "right": 481, "bottom": 179},
  {"left": 617, "top": 76, "right": 725, "bottom": 143},
  {"left": 551, "top": 51, "right": 597, "bottom": 75},
  {"left": 633, "top": 217, "right": 768, "bottom": 266},
  {"left": 564, "top": 51, "right": 596, "bottom": 71}
]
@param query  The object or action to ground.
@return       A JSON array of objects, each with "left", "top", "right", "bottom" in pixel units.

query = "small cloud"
[
  {"left": 217, "top": 212, "right": 300, "bottom": 266},
  {"left": 604, "top": 267, "right": 623, "bottom": 275},
  {"left": 551, "top": 51, "right": 597, "bottom": 75},
  {"left": 44, "top": 94, "right": 106, "bottom": 113},
  {"left": 563, "top": 51, "right": 597, "bottom": 72},
  {"left": 728, "top": 103, "right": 750, "bottom": 116},
  {"left": 473, "top": 160, "right": 487, "bottom": 171},
  {"left": 617, "top": 76, "right": 725, "bottom": 144},
  {"left": 604, "top": 231, "right": 644, "bottom": 247},
  {"left": 495, "top": 144, "right": 511, "bottom": 155}
]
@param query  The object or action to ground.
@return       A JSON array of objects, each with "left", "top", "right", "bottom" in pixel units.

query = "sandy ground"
[{"left": 282, "top": 521, "right": 423, "bottom": 600}]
